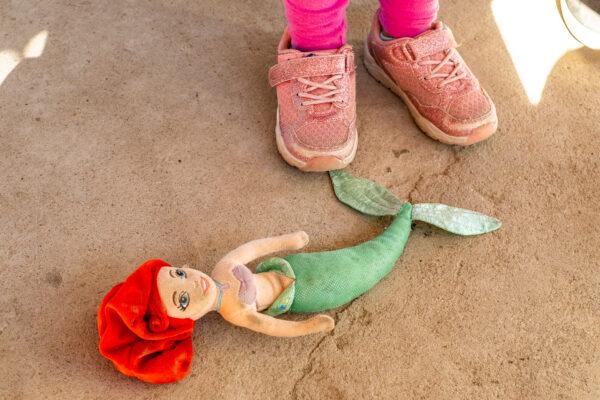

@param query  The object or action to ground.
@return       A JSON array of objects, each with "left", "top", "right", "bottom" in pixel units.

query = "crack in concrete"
[
  {"left": 290, "top": 297, "right": 361, "bottom": 400},
  {"left": 291, "top": 148, "right": 463, "bottom": 399},
  {"left": 333, "top": 297, "right": 360, "bottom": 323},
  {"left": 408, "top": 148, "right": 462, "bottom": 202},
  {"left": 290, "top": 334, "right": 327, "bottom": 400}
]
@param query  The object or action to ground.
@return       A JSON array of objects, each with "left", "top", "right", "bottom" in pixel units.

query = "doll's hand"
[
  {"left": 312, "top": 314, "right": 335, "bottom": 333},
  {"left": 289, "top": 230, "right": 309, "bottom": 250}
]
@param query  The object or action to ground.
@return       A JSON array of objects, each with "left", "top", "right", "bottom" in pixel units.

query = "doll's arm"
[
  {"left": 227, "top": 311, "right": 334, "bottom": 337},
  {"left": 220, "top": 231, "right": 309, "bottom": 265}
]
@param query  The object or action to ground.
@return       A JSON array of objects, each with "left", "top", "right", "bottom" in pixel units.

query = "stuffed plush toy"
[{"left": 98, "top": 171, "right": 501, "bottom": 383}]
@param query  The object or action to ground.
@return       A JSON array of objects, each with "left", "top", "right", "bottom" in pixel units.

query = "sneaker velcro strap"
[
  {"left": 406, "top": 27, "right": 457, "bottom": 60},
  {"left": 268, "top": 52, "right": 355, "bottom": 87}
]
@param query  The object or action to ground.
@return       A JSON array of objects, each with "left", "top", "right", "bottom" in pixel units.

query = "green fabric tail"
[
  {"left": 284, "top": 203, "right": 413, "bottom": 313},
  {"left": 257, "top": 170, "right": 501, "bottom": 315}
]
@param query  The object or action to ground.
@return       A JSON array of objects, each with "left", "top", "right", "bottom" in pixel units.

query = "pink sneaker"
[
  {"left": 365, "top": 14, "right": 498, "bottom": 146},
  {"left": 268, "top": 30, "right": 358, "bottom": 172}
]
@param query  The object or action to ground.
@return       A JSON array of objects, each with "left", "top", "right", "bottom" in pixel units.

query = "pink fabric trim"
[{"left": 268, "top": 52, "right": 354, "bottom": 86}]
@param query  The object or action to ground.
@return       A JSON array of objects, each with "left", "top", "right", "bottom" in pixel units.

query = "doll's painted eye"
[
  {"left": 175, "top": 268, "right": 187, "bottom": 279},
  {"left": 178, "top": 291, "right": 190, "bottom": 311}
]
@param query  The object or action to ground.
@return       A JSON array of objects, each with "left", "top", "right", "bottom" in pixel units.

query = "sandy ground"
[{"left": 1, "top": 0, "right": 599, "bottom": 399}]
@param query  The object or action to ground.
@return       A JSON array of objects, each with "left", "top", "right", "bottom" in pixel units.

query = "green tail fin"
[
  {"left": 329, "top": 170, "right": 403, "bottom": 216},
  {"left": 329, "top": 170, "right": 501, "bottom": 235},
  {"left": 411, "top": 203, "right": 501, "bottom": 236}
]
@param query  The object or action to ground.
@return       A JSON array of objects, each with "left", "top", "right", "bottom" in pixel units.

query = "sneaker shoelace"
[
  {"left": 419, "top": 48, "right": 467, "bottom": 88},
  {"left": 297, "top": 75, "right": 343, "bottom": 106}
]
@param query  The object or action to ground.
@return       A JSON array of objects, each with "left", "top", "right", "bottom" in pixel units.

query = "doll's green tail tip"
[
  {"left": 329, "top": 169, "right": 501, "bottom": 236},
  {"left": 411, "top": 203, "right": 501, "bottom": 236}
]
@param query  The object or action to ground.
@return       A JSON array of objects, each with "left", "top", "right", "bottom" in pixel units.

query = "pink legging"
[{"left": 284, "top": 0, "right": 439, "bottom": 51}]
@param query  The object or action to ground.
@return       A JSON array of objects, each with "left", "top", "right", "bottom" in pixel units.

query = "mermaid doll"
[{"left": 98, "top": 171, "right": 501, "bottom": 383}]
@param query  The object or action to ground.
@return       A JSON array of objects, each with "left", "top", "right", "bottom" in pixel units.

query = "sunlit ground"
[
  {"left": 0, "top": 3, "right": 587, "bottom": 104},
  {"left": 0, "top": 30, "right": 48, "bottom": 86},
  {"left": 492, "top": 0, "right": 582, "bottom": 105}
]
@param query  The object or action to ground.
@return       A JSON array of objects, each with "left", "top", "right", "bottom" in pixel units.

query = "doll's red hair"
[{"left": 97, "top": 259, "right": 195, "bottom": 383}]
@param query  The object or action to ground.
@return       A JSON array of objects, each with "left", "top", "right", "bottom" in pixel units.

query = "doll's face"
[{"left": 156, "top": 266, "right": 217, "bottom": 320}]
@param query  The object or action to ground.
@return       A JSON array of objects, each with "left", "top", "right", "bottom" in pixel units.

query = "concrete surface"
[{"left": 1, "top": 0, "right": 599, "bottom": 399}]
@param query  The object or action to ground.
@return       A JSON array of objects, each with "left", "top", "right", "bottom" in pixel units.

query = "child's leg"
[
  {"left": 378, "top": 0, "right": 439, "bottom": 38},
  {"left": 269, "top": 0, "right": 357, "bottom": 172},
  {"left": 284, "top": 0, "right": 349, "bottom": 51}
]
